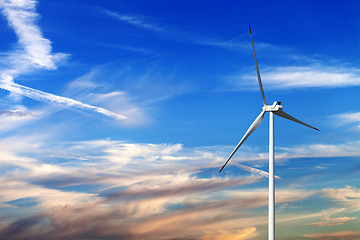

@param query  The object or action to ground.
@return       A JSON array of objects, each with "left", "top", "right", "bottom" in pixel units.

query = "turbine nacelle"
[{"left": 263, "top": 101, "right": 282, "bottom": 112}]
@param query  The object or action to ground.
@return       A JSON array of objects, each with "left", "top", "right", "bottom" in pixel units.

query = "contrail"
[{"left": 0, "top": 81, "right": 127, "bottom": 120}]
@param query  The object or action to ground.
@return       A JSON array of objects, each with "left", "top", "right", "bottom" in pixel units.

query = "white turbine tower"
[{"left": 219, "top": 25, "right": 319, "bottom": 240}]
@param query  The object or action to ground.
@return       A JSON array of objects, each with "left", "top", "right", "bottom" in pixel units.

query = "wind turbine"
[{"left": 219, "top": 25, "right": 319, "bottom": 240}]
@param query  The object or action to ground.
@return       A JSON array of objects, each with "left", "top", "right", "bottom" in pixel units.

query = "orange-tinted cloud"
[
  {"left": 303, "top": 231, "right": 360, "bottom": 239},
  {"left": 199, "top": 227, "right": 258, "bottom": 240}
]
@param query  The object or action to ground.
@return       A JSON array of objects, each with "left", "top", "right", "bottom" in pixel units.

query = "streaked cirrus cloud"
[
  {"left": 236, "top": 65, "right": 360, "bottom": 89},
  {"left": 308, "top": 216, "right": 356, "bottom": 226},
  {"left": 100, "top": 8, "right": 163, "bottom": 32},
  {"left": 332, "top": 112, "right": 360, "bottom": 130}
]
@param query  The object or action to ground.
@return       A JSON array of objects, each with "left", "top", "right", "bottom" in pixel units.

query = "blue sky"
[{"left": 0, "top": 0, "right": 359, "bottom": 239}]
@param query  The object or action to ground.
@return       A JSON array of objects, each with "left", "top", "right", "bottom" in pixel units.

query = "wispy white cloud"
[
  {"left": 0, "top": 0, "right": 66, "bottom": 71},
  {"left": 199, "top": 39, "right": 249, "bottom": 51},
  {"left": 100, "top": 8, "right": 163, "bottom": 32},
  {"left": 97, "top": 43, "right": 153, "bottom": 54},
  {"left": 200, "top": 38, "right": 286, "bottom": 53},
  {"left": 276, "top": 207, "right": 347, "bottom": 224},
  {"left": 332, "top": 112, "right": 360, "bottom": 131},
  {"left": 98, "top": 7, "right": 273, "bottom": 55},
  {"left": 65, "top": 72, "right": 147, "bottom": 125},
  {"left": 214, "top": 141, "right": 360, "bottom": 165},
  {"left": 63, "top": 61, "right": 194, "bottom": 125},
  {"left": 239, "top": 65, "right": 360, "bottom": 89},
  {"left": 276, "top": 141, "right": 360, "bottom": 159}
]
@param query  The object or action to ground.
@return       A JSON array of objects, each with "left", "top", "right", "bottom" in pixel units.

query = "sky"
[{"left": 0, "top": 0, "right": 359, "bottom": 239}]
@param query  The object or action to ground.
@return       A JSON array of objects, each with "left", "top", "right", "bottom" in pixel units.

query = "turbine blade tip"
[
  {"left": 219, "top": 165, "right": 226, "bottom": 173},
  {"left": 314, "top": 127, "right": 320, "bottom": 131},
  {"left": 249, "top": 24, "right": 252, "bottom": 33}
]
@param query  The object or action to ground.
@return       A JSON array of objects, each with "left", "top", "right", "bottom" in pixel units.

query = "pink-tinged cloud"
[
  {"left": 198, "top": 227, "right": 258, "bottom": 240},
  {"left": 0, "top": 137, "right": 324, "bottom": 240},
  {"left": 322, "top": 186, "right": 360, "bottom": 203},
  {"left": 308, "top": 216, "right": 356, "bottom": 226}
]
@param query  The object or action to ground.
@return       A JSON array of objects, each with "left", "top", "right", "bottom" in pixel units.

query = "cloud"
[
  {"left": 0, "top": 186, "right": 312, "bottom": 240},
  {"left": 98, "top": 7, "right": 273, "bottom": 55},
  {"left": 322, "top": 186, "right": 360, "bottom": 204},
  {"left": 0, "top": 136, "right": 321, "bottom": 239},
  {"left": 276, "top": 141, "right": 360, "bottom": 159},
  {"left": 0, "top": 0, "right": 65, "bottom": 71},
  {"left": 275, "top": 207, "right": 347, "bottom": 225},
  {"left": 3, "top": 135, "right": 359, "bottom": 239},
  {"left": 0, "top": 214, "right": 46, "bottom": 239},
  {"left": 303, "top": 231, "right": 360, "bottom": 239},
  {"left": 106, "top": 176, "right": 260, "bottom": 202},
  {"left": 199, "top": 39, "right": 250, "bottom": 51},
  {"left": 308, "top": 216, "right": 356, "bottom": 226},
  {"left": 0, "top": 106, "right": 42, "bottom": 131},
  {"left": 199, "top": 227, "right": 258, "bottom": 240},
  {"left": 100, "top": 8, "right": 163, "bottom": 32},
  {"left": 212, "top": 140, "right": 360, "bottom": 166},
  {"left": 97, "top": 43, "right": 153, "bottom": 54},
  {"left": 0, "top": 0, "right": 128, "bottom": 121},
  {"left": 0, "top": 134, "right": 358, "bottom": 240},
  {"left": 235, "top": 65, "right": 360, "bottom": 90},
  {"left": 0, "top": 110, "right": 35, "bottom": 117},
  {"left": 63, "top": 61, "right": 194, "bottom": 125},
  {"left": 200, "top": 38, "right": 285, "bottom": 53},
  {"left": 0, "top": 177, "right": 99, "bottom": 208},
  {"left": 332, "top": 112, "right": 360, "bottom": 131}
]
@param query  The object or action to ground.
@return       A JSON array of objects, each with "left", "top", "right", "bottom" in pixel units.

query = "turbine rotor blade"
[
  {"left": 274, "top": 109, "right": 319, "bottom": 131},
  {"left": 249, "top": 24, "right": 267, "bottom": 106},
  {"left": 219, "top": 110, "right": 266, "bottom": 173}
]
